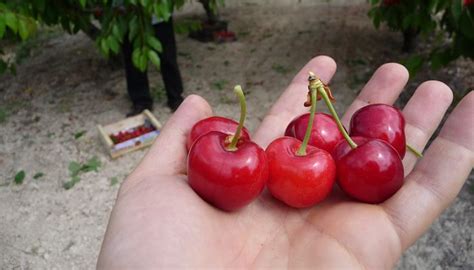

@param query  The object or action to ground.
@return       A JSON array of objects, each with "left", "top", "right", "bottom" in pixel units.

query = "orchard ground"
[{"left": 1, "top": 0, "right": 473, "bottom": 269}]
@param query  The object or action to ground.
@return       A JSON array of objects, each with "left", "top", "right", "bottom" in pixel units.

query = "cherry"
[
  {"left": 349, "top": 104, "right": 406, "bottom": 158},
  {"left": 266, "top": 73, "right": 336, "bottom": 208},
  {"left": 266, "top": 137, "right": 336, "bottom": 208},
  {"left": 186, "top": 116, "right": 250, "bottom": 151},
  {"left": 333, "top": 137, "right": 404, "bottom": 203},
  {"left": 313, "top": 74, "right": 404, "bottom": 204},
  {"left": 285, "top": 112, "right": 344, "bottom": 153},
  {"left": 187, "top": 86, "right": 268, "bottom": 211}
]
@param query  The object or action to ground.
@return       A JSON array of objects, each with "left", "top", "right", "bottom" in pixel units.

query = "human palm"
[{"left": 97, "top": 56, "right": 473, "bottom": 269}]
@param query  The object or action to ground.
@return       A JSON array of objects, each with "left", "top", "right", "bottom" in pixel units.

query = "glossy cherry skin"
[
  {"left": 186, "top": 116, "right": 251, "bottom": 151},
  {"left": 333, "top": 136, "right": 404, "bottom": 204},
  {"left": 266, "top": 137, "right": 336, "bottom": 208},
  {"left": 350, "top": 104, "right": 406, "bottom": 158},
  {"left": 285, "top": 113, "right": 344, "bottom": 154},
  {"left": 187, "top": 131, "right": 268, "bottom": 211}
]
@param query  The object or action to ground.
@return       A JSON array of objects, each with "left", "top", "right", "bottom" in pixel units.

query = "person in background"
[{"left": 122, "top": 17, "right": 184, "bottom": 116}]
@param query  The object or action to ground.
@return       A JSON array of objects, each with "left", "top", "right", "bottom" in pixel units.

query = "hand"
[{"left": 97, "top": 56, "right": 474, "bottom": 269}]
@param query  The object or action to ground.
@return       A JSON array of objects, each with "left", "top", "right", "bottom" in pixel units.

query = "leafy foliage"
[
  {"left": 14, "top": 170, "right": 25, "bottom": 184},
  {"left": 368, "top": 0, "right": 474, "bottom": 75},
  {"left": 0, "top": 0, "right": 224, "bottom": 73},
  {"left": 64, "top": 156, "right": 101, "bottom": 189}
]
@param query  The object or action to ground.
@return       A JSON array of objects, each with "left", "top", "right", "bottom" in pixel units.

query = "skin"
[{"left": 97, "top": 56, "right": 474, "bottom": 269}]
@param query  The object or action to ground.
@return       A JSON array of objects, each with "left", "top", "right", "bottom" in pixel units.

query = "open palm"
[{"left": 97, "top": 56, "right": 474, "bottom": 269}]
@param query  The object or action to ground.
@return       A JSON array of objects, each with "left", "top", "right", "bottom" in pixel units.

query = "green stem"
[
  {"left": 226, "top": 85, "right": 246, "bottom": 151},
  {"left": 315, "top": 83, "right": 358, "bottom": 149},
  {"left": 296, "top": 88, "right": 317, "bottom": 156},
  {"left": 406, "top": 144, "right": 423, "bottom": 158}
]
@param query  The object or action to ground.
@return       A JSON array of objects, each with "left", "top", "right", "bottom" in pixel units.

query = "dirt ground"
[{"left": 1, "top": 0, "right": 473, "bottom": 269}]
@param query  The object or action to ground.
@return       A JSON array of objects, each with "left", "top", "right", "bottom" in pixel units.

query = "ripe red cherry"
[
  {"left": 333, "top": 137, "right": 404, "bottom": 203},
  {"left": 266, "top": 73, "right": 337, "bottom": 208},
  {"left": 266, "top": 137, "right": 336, "bottom": 208},
  {"left": 187, "top": 85, "right": 268, "bottom": 211},
  {"left": 186, "top": 116, "right": 251, "bottom": 150},
  {"left": 350, "top": 104, "right": 406, "bottom": 158},
  {"left": 285, "top": 112, "right": 344, "bottom": 153},
  {"left": 188, "top": 131, "right": 267, "bottom": 211}
]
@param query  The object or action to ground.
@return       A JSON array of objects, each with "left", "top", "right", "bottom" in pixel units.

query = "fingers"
[
  {"left": 402, "top": 81, "right": 453, "bottom": 174},
  {"left": 254, "top": 55, "right": 337, "bottom": 148},
  {"left": 342, "top": 63, "right": 409, "bottom": 126},
  {"left": 123, "top": 95, "right": 212, "bottom": 190},
  {"left": 381, "top": 91, "right": 474, "bottom": 251}
]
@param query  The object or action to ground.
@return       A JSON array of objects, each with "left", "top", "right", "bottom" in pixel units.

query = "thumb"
[{"left": 124, "top": 95, "right": 212, "bottom": 190}]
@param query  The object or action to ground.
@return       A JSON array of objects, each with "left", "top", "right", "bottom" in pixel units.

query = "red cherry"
[
  {"left": 464, "top": 0, "right": 474, "bottom": 6},
  {"left": 266, "top": 137, "right": 336, "bottom": 208},
  {"left": 333, "top": 137, "right": 404, "bottom": 203},
  {"left": 350, "top": 104, "right": 406, "bottom": 158},
  {"left": 187, "top": 116, "right": 251, "bottom": 150},
  {"left": 188, "top": 131, "right": 267, "bottom": 211},
  {"left": 187, "top": 85, "right": 267, "bottom": 211},
  {"left": 285, "top": 112, "right": 344, "bottom": 153}
]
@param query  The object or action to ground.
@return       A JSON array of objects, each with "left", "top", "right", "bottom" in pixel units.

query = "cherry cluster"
[
  {"left": 186, "top": 75, "right": 420, "bottom": 211},
  {"left": 110, "top": 124, "right": 155, "bottom": 144}
]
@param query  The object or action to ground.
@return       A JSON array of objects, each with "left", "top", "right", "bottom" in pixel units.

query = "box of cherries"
[{"left": 98, "top": 110, "right": 162, "bottom": 159}]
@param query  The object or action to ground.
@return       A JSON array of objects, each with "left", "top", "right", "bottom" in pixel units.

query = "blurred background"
[{"left": 0, "top": 0, "right": 472, "bottom": 268}]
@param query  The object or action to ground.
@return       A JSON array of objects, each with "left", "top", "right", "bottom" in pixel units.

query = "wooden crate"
[{"left": 97, "top": 110, "right": 162, "bottom": 159}]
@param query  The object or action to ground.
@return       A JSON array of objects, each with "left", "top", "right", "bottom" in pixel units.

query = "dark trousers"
[{"left": 122, "top": 18, "right": 183, "bottom": 107}]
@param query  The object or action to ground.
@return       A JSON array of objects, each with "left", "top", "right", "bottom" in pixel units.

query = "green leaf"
[
  {"left": 132, "top": 48, "right": 141, "bottom": 68},
  {"left": 82, "top": 156, "right": 101, "bottom": 173},
  {"left": 112, "top": 24, "right": 122, "bottom": 42},
  {"left": 0, "top": 16, "right": 6, "bottom": 38},
  {"left": 148, "top": 50, "right": 160, "bottom": 69},
  {"left": 4, "top": 12, "right": 18, "bottom": 33},
  {"left": 402, "top": 55, "right": 424, "bottom": 77},
  {"left": 68, "top": 161, "right": 82, "bottom": 177},
  {"left": 18, "top": 19, "right": 29, "bottom": 40},
  {"left": 33, "top": 172, "right": 44, "bottom": 179},
  {"left": 74, "top": 130, "right": 86, "bottom": 139},
  {"left": 107, "top": 36, "right": 120, "bottom": 54},
  {"left": 14, "top": 170, "right": 25, "bottom": 185},
  {"left": 146, "top": 36, "right": 162, "bottom": 52},
  {"left": 63, "top": 175, "right": 80, "bottom": 190},
  {"left": 138, "top": 51, "right": 148, "bottom": 72},
  {"left": 80, "top": 0, "right": 87, "bottom": 8}
]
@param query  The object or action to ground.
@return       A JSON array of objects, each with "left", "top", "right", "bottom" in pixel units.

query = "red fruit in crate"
[
  {"left": 187, "top": 116, "right": 251, "bottom": 150},
  {"left": 333, "top": 137, "right": 404, "bottom": 203},
  {"left": 349, "top": 104, "right": 406, "bottom": 158},
  {"left": 266, "top": 137, "right": 336, "bottom": 208},
  {"left": 285, "top": 113, "right": 344, "bottom": 153}
]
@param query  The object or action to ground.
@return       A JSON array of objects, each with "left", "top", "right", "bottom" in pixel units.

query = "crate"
[{"left": 97, "top": 109, "right": 162, "bottom": 159}]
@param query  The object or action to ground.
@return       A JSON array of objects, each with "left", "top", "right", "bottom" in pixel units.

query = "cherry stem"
[
  {"left": 296, "top": 86, "right": 317, "bottom": 156},
  {"left": 312, "top": 75, "right": 358, "bottom": 149},
  {"left": 226, "top": 85, "right": 246, "bottom": 151},
  {"left": 406, "top": 144, "right": 423, "bottom": 158}
]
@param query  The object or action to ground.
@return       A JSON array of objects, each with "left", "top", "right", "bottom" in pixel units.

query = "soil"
[{"left": 1, "top": 0, "right": 473, "bottom": 269}]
